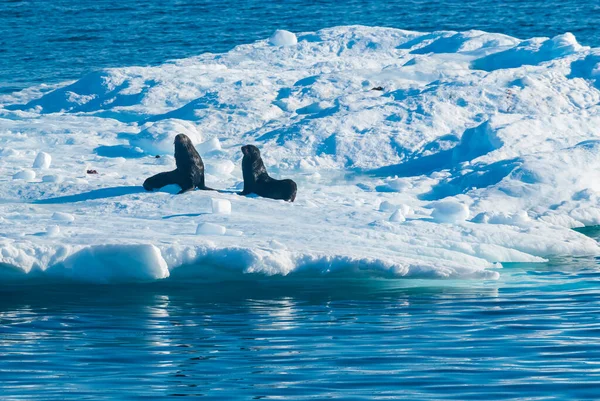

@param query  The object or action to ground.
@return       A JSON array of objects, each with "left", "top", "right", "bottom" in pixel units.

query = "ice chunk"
[
  {"left": 58, "top": 244, "right": 169, "bottom": 283},
  {"left": 269, "top": 30, "right": 298, "bottom": 46},
  {"left": 13, "top": 170, "right": 36, "bottom": 181},
  {"left": 431, "top": 201, "right": 470, "bottom": 223},
  {"left": 33, "top": 152, "right": 52, "bottom": 169},
  {"left": 211, "top": 198, "right": 232, "bottom": 215},
  {"left": 196, "top": 223, "right": 227, "bottom": 235}
]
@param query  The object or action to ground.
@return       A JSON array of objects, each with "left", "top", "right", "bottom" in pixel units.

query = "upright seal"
[
  {"left": 143, "top": 134, "right": 213, "bottom": 194},
  {"left": 240, "top": 145, "right": 297, "bottom": 202}
]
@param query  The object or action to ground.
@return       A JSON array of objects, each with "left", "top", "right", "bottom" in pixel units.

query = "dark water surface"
[
  {"left": 2, "top": 258, "right": 600, "bottom": 400},
  {"left": 1, "top": 0, "right": 600, "bottom": 93}
]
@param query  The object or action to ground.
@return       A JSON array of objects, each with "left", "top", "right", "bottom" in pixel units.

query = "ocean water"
[
  {"left": 2, "top": 259, "right": 600, "bottom": 400},
  {"left": 1, "top": 0, "right": 600, "bottom": 94}
]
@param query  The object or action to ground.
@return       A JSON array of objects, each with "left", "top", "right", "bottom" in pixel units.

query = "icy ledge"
[{"left": 1, "top": 26, "right": 600, "bottom": 283}]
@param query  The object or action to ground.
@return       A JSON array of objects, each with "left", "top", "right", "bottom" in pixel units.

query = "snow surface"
[{"left": 1, "top": 26, "right": 600, "bottom": 283}]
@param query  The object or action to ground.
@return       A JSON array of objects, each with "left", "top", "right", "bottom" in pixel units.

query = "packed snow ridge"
[{"left": 1, "top": 26, "right": 600, "bottom": 283}]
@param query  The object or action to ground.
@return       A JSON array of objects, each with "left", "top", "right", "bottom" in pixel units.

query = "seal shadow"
[{"left": 35, "top": 186, "right": 145, "bottom": 204}]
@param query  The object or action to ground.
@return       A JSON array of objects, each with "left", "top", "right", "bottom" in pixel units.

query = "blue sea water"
[
  {"left": 1, "top": 0, "right": 600, "bottom": 94},
  {"left": 2, "top": 258, "right": 600, "bottom": 400}
]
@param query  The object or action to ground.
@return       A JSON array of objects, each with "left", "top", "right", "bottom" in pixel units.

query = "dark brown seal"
[
  {"left": 240, "top": 145, "right": 297, "bottom": 202},
  {"left": 143, "top": 134, "right": 212, "bottom": 194}
]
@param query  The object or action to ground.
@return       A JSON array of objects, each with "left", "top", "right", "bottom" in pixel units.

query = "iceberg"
[{"left": 1, "top": 26, "right": 599, "bottom": 283}]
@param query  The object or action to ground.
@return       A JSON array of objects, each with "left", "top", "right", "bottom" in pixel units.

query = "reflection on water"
[{"left": 1, "top": 261, "right": 600, "bottom": 400}]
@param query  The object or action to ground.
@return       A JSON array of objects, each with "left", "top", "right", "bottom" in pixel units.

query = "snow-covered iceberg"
[{"left": 1, "top": 26, "right": 600, "bottom": 283}]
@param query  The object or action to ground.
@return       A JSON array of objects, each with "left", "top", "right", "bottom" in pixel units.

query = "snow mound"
[
  {"left": 1, "top": 26, "right": 600, "bottom": 284},
  {"left": 42, "top": 175, "right": 63, "bottom": 183},
  {"left": 431, "top": 201, "right": 470, "bottom": 223},
  {"left": 13, "top": 169, "right": 36, "bottom": 181}
]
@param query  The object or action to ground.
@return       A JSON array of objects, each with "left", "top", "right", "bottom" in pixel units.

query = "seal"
[
  {"left": 240, "top": 145, "right": 297, "bottom": 202},
  {"left": 143, "top": 133, "right": 212, "bottom": 194}
]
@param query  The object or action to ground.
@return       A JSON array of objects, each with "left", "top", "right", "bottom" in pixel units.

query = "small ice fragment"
[
  {"left": 13, "top": 170, "right": 36, "bottom": 181},
  {"left": 52, "top": 212, "right": 75, "bottom": 222},
  {"left": 33, "top": 152, "right": 51, "bottom": 169},
  {"left": 211, "top": 198, "right": 232, "bottom": 215},
  {"left": 269, "top": 30, "right": 298, "bottom": 46},
  {"left": 196, "top": 223, "right": 227, "bottom": 235}
]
